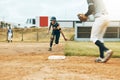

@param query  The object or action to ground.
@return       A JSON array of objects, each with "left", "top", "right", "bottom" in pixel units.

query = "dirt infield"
[{"left": 0, "top": 43, "right": 120, "bottom": 80}]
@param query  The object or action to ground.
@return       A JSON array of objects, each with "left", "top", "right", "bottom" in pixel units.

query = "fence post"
[
  {"left": 73, "top": 21, "right": 75, "bottom": 28},
  {"left": 21, "top": 28, "right": 23, "bottom": 41},
  {"left": 6, "top": 29, "right": 8, "bottom": 41},
  {"left": 36, "top": 28, "right": 39, "bottom": 41}
]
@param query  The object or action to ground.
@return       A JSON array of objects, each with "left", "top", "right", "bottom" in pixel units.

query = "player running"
[
  {"left": 48, "top": 16, "right": 67, "bottom": 51},
  {"left": 77, "top": 0, "right": 113, "bottom": 63}
]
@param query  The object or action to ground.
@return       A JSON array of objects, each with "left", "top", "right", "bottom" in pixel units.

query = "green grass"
[{"left": 64, "top": 41, "right": 120, "bottom": 58}]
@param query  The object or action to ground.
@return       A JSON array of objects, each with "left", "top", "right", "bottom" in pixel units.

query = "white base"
[{"left": 48, "top": 55, "right": 66, "bottom": 60}]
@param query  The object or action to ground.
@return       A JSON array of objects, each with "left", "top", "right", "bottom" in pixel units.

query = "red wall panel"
[{"left": 40, "top": 16, "right": 48, "bottom": 27}]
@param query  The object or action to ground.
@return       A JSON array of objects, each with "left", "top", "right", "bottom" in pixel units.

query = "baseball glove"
[{"left": 77, "top": 14, "right": 88, "bottom": 22}]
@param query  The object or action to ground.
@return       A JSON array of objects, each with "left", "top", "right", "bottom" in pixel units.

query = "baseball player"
[
  {"left": 77, "top": 0, "right": 113, "bottom": 63},
  {"left": 7, "top": 26, "right": 13, "bottom": 43},
  {"left": 48, "top": 16, "right": 67, "bottom": 51}
]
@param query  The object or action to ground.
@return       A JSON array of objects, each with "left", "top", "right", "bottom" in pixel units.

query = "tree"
[{"left": 0, "top": 21, "right": 4, "bottom": 28}]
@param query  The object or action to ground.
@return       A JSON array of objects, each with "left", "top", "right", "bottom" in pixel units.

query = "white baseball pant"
[
  {"left": 90, "top": 15, "right": 109, "bottom": 43},
  {"left": 8, "top": 33, "right": 12, "bottom": 41}
]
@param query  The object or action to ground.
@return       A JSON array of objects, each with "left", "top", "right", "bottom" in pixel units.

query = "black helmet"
[{"left": 50, "top": 16, "right": 56, "bottom": 21}]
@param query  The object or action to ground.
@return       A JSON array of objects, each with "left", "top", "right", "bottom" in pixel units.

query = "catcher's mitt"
[{"left": 77, "top": 14, "right": 88, "bottom": 22}]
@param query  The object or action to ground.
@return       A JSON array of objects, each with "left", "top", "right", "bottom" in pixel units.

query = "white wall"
[
  {"left": 57, "top": 20, "right": 75, "bottom": 28},
  {"left": 75, "top": 21, "right": 120, "bottom": 41}
]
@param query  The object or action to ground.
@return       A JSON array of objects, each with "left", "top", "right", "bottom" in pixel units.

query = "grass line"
[{"left": 64, "top": 41, "right": 120, "bottom": 58}]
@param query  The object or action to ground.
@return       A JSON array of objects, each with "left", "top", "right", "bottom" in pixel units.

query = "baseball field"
[
  {"left": 0, "top": 28, "right": 120, "bottom": 80},
  {"left": 0, "top": 42, "right": 120, "bottom": 80}
]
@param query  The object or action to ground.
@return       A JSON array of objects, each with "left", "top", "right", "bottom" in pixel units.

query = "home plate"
[{"left": 48, "top": 55, "right": 66, "bottom": 60}]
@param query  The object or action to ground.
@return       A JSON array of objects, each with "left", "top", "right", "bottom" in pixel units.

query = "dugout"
[{"left": 75, "top": 21, "right": 120, "bottom": 41}]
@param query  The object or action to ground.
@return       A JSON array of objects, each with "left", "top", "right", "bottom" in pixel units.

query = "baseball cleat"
[
  {"left": 102, "top": 50, "right": 113, "bottom": 63},
  {"left": 48, "top": 47, "right": 52, "bottom": 51},
  {"left": 95, "top": 57, "right": 104, "bottom": 63}
]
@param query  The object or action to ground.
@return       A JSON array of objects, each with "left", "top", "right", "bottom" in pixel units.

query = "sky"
[{"left": 0, "top": 0, "right": 120, "bottom": 24}]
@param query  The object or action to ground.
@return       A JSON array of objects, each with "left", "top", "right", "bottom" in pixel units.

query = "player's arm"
[
  {"left": 56, "top": 23, "right": 61, "bottom": 30},
  {"left": 77, "top": 0, "right": 94, "bottom": 22},
  {"left": 85, "top": 0, "right": 95, "bottom": 17},
  {"left": 60, "top": 30, "right": 68, "bottom": 41},
  {"left": 57, "top": 25, "right": 68, "bottom": 41}
]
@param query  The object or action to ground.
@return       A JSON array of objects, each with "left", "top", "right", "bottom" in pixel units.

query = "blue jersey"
[
  {"left": 50, "top": 22, "right": 60, "bottom": 35},
  {"left": 8, "top": 29, "right": 13, "bottom": 34},
  {"left": 50, "top": 22, "right": 59, "bottom": 30}
]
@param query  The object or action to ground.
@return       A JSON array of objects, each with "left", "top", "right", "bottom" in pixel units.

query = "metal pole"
[{"left": 119, "top": 21, "right": 120, "bottom": 38}]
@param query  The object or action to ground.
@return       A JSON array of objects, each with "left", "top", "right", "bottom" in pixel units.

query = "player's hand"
[
  {"left": 64, "top": 38, "right": 69, "bottom": 41},
  {"left": 77, "top": 13, "right": 88, "bottom": 22}
]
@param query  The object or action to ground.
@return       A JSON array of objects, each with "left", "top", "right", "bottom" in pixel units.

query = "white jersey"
[
  {"left": 87, "top": 0, "right": 109, "bottom": 43},
  {"left": 87, "top": 0, "right": 108, "bottom": 17}
]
